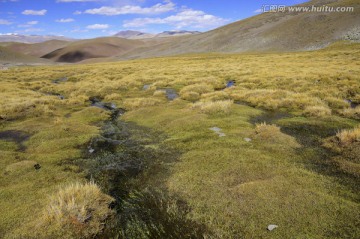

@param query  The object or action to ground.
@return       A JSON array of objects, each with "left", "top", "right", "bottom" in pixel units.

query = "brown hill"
[
  {"left": 119, "top": 0, "right": 360, "bottom": 59},
  {"left": 41, "top": 37, "right": 145, "bottom": 63},
  {"left": 0, "top": 46, "right": 52, "bottom": 65},
  {"left": 5, "top": 40, "right": 70, "bottom": 58}
]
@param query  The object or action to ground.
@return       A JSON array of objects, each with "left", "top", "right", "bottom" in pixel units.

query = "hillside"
[
  {"left": 0, "top": 46, "right": 52, "bottom": 65},
  {"left": 41, "top": 37, "right": 144, "bottom": 63},
  {"left": 5, "top": 40, "right": 71, "bottom": 58},
  {"left": 119, "top": 0, "right": 360, "bottom": 59}
]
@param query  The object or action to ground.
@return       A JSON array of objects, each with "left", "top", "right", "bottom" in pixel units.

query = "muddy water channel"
[{"left": 76, "top": 98, "right": 209, "bottom": 238}]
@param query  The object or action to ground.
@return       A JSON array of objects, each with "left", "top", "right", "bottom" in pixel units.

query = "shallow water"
[
  {"left": 226, "top": 80, "right": 235, "bottom": 88},
  {"left": 0, "top": 130, "right": 30, "bottom": 151},
  {"left": 161, "top": 88, "right": 179, "bottom": 101},
  {"left": 143, "top": 84, "right": 151, "bottom": 90}
]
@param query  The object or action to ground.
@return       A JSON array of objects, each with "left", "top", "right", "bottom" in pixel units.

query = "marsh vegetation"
[{"left": 0, "top": 42, "right": 359, "bottom": 238}]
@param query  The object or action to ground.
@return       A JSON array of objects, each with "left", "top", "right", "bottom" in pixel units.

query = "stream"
[{"left": 76, "top": 97, "right": 210, "bottom": 238}]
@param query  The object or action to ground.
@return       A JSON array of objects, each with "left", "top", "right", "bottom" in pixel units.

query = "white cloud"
[
  {"left": 123, "top": 9, "right": 228, "bottom": 29},
  {"left": 27, "top": 21, "right": 38, "bottom": 25},
  {"left": 84, "top": 1, "right": 175, "bottom": 16},
  {"left": 56, "top": 18, "right": 75, "bottom": 23},
  {"left": 18, "top": 21, "right": 39, "bottom": 28},
  {"left": 86, "top": 24, "right": 110, "bottom": 29},
  {"left": 71, "top": 28, "right": 89, "bottom": 33},
  {"left": 254, "top": 9, "right": 263, "bottom": 13},
  {"left": 0, "top": 19, "right": 12, "bottom": 25},
  {"left": 73, "top": 10, "right": 82, "bottom": 15},
  {"left": 22, "top": 9, "right": 47, "bottom": 16}
]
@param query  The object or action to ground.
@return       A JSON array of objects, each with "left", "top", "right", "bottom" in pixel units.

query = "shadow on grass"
[{"left": 250, "top": 109, "right": 360, "bottom": 203}]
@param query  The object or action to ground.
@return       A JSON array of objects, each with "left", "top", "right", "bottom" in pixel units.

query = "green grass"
[{"left": 0, "top": 44, "right": 359, "bottom": 238}]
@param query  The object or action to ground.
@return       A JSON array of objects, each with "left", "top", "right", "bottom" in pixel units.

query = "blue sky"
[{"left": 0, "top": 0, "right": 307, "bottom": 38}]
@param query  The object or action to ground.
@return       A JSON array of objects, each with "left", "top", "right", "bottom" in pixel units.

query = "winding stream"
[{"left": 78, "top": 97, "right": 210, "bottom": 238}]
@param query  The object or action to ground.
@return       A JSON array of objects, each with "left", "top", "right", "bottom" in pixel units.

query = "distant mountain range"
[
  {"left": 0, "top": 34, "right": 75, "bottom": 43},
  {"left": 0, "top": 30, "right": 201, "bottom": 44},
  {"left": 114, "top": 30, "right": 201, "bottom": 39}
]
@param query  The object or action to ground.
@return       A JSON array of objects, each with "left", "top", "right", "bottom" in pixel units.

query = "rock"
[
  {"left": 267, "top": 224, "right": 278, "bottom": 231},
  {"left": 244, "top": 137, "right": 252, "bottom": 142},
  {"left": 209, "top": 127, "right": 222, "bottom": 133},
  {"left": 209, "top": 127, "right": 226, "bottom": 137}
]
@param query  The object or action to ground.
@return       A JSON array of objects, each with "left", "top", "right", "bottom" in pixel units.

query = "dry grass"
[
  {"left": 303, "top": 105, "right": 332, "bottom": 117},
  {"left": 336, "top": 126, "right": 360, "bottom": 146},
  {"left": 254, "top": 122, "right": 282, "bottom": 140},
  {"left": 201, "top": 91, "right": 231, "bottom": 101},
  {"left": 340, "top": 106, "right": 360, "bottom": 120},
  {"left": 37, "top": 182, "right": 114, "bottom": 238},
  {"left": 153, "top": 90, "right": 167, "bottom": 97},
  {"left": 192, "top": 100, "right": 233, "bottom": 114},
  {"left": 123, "top": 97, "right": 162, "bottom": 110},
  {"left": 180, "top": 91, "right": 200, "bottom": 102},
  {"left": 180, "top": 83, "right": 213, "bottom": 101},
  {"left": 0, "top": 96, "right": 56, "bottom": 120},
  {"left": 253, "top": 122, "right": 300, "bottom": 148}
]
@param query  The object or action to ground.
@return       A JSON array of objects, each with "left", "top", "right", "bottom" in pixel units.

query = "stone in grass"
[
  {"left": 209, "top": 127, "right": 222, "bottom": 133},
  {"left": 244, "top": 137, "right": 252, "bottom": 142},
  {"left": 267, "top": 224, "right": 278, "bottom": 231},
  {"left": 209, "top": 127, "right": 226, "bottom": 137}
]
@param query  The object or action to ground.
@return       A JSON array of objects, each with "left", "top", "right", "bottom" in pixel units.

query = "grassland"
[{"left": 0, "top": 42, "right": 359, "bottom": 238}]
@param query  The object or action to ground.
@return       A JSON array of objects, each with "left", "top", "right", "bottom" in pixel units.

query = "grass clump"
[
  {"left": 153, "top": 90, "right": 167, "bottom": 97},
  {"left": 340, "top": 106, "right": 360, "bottom": 120},
  {"left": 303, "top": 105, "right": 332, "bottom": 117},
  {"left": 323, "top": 126, "right": 360, "bottom": 176},
  {"left": 201, "top": 91, "right": 231, "bottom": 101},
  {"left": 335, "top": 126, "right": 360, "bottom": 147},
  {"left": 180, "top": 91, "right": 200, "bottom": 102},
  {"left": 36, "top": 182, "right": 114, "bottom": 239},
  {"left": 192, "top": 100, "right": 233, "bottom": 114},
  {"left": 253, "top": 122, "right": 300, "bottom": 147},
  {"left": 254, "top": 122, "right": 281, "bottom": 140},
  {"left": 123, "top": 98, "right": 162, "bottom": 110},
  {"left": 180, "top": 83, "right": 213, "bottom": 101}
]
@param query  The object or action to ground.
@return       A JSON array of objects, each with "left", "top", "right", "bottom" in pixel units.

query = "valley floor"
[{"left": 0, "top": 42, "right": 359, "bottom": 238}]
